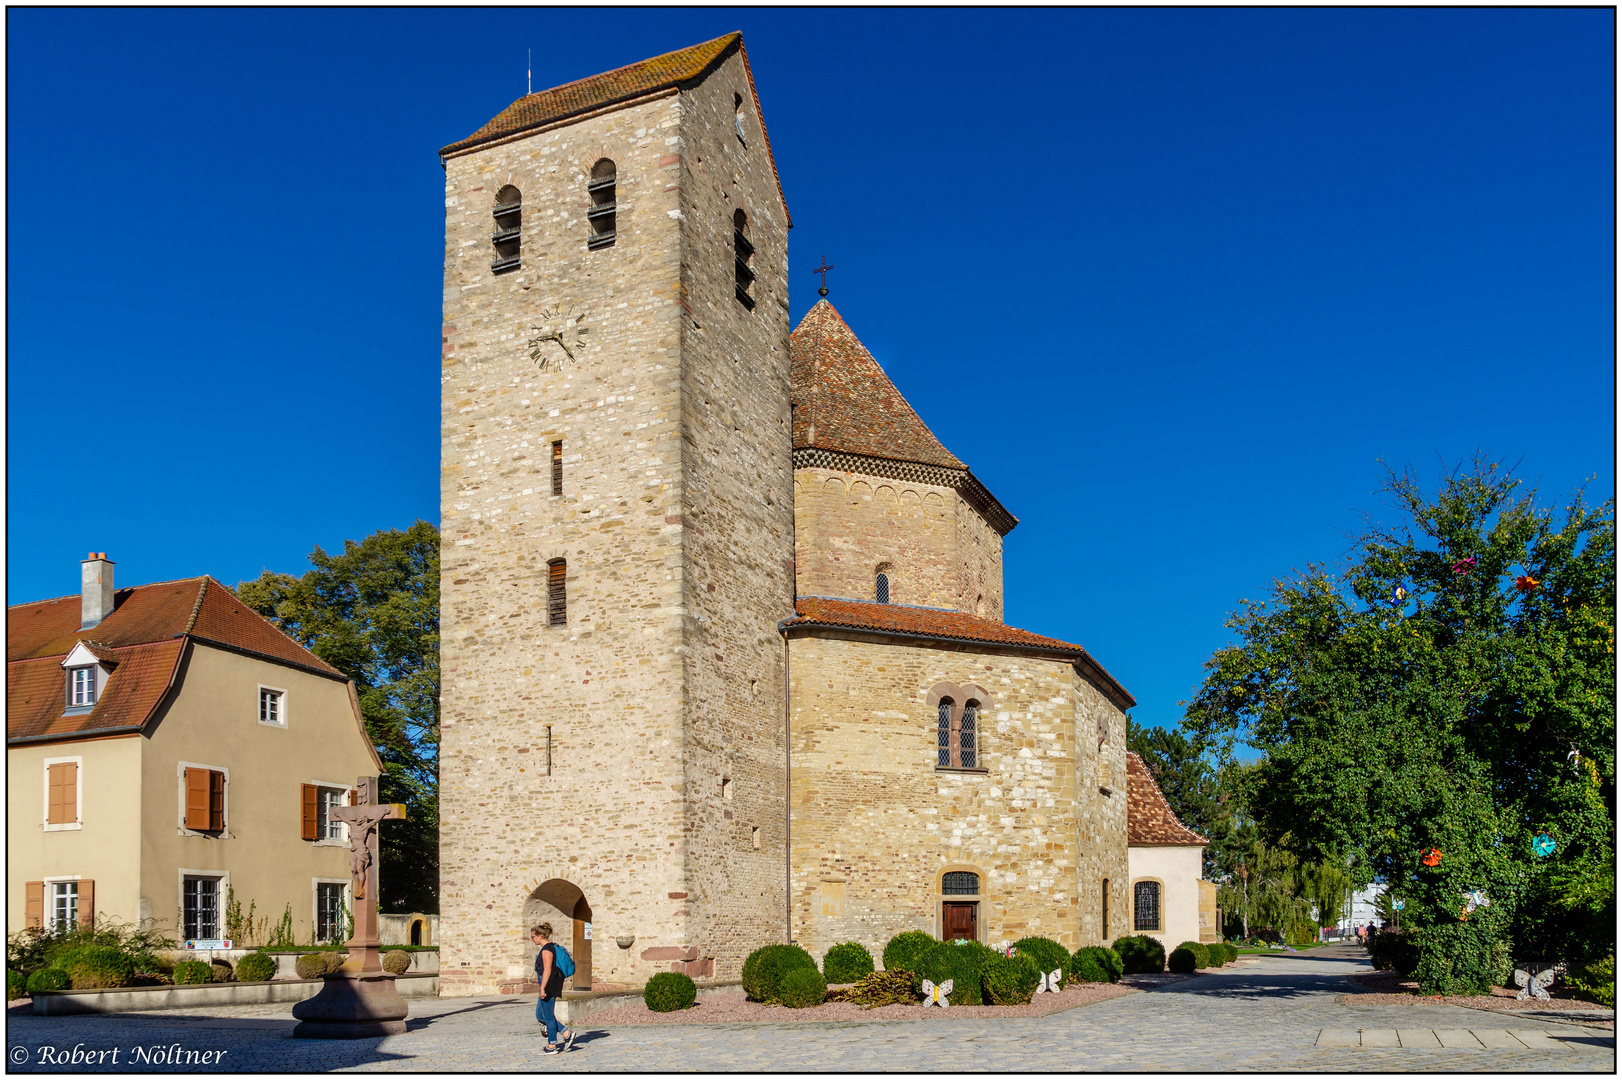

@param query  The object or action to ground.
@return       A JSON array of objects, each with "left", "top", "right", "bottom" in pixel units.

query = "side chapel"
[{"left": 437, "top": 32, "right": 1153, "bottom": 995}]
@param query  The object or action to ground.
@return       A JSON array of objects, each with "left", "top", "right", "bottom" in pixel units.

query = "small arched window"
[
  {"left": 492, "top": 186, "right": 521, "bottom": 273},
  {"left": 942, "top": 871, "right": 979, "bottom": 895},
  {"left": 547, "top": 559, "right": 567, "bottom": 627},
  {"left": 959, "top": 700, "right": 979, "bottom": 769},
  {"left": 1134, "top": 881, "right": 1161, "bottom": 932},
  {"left": 936, "top": 698, "right": 953, "bottom": 768},
  {"left": 875, "top": 571, "right": 890, "bottom": 605},
  {"left": 734, "top": 209, "right": 755, "bottom": 310},
  {"left": 587, "top": 160, "right": 616, "bottom": 249}
]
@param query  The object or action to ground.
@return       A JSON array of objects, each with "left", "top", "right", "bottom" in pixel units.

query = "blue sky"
[{"left": 8, "top": 9, "right": 1614, "bottom": 731}]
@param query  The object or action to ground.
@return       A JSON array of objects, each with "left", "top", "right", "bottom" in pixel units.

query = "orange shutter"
[
  {"left": 47, "top": 762, "right": 77, "bottom": 824},
  {"left": 25, "top": 882, "right": 44, "bottom": 928},
  {"left": 301, "top": 784, "right": 319, "bottom": 841},
  {"left": 184, "top": 768, "right": 211, "bottom": 830},
  {"left": 348, "top": 787, "right": 358, "bottom": 806},
  {"left": 208, "top": 771, "right": 226, "bottom": 832},
  {"left": 78, "top": 880, "right": 94, "bottom": 928}
]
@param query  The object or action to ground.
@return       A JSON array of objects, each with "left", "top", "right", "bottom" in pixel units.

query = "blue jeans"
[{"left": 535, "top": 994, "right": 563, "bottom": 1043}]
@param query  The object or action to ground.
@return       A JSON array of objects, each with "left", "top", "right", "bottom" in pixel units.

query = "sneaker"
[
  {"left": 562, "top": 1029, "right": 576, "bottom": 1052},
  {"left": 543, "top": 1044, "right": 560, "bottom": 1054}
]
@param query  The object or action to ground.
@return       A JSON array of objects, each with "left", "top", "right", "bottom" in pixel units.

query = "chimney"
[{"left": 81, "top": 552, "right": 115, "bottom": 630}]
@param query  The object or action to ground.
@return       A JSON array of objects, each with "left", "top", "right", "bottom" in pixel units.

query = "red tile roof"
[
  {"left": 1126, "top": 752, "right": 1209, "bottom": 846},
  {"left": 7, "top": 640, "right": 183, "bottom": 742},
  {"left": 784, "top": 596, "right": 1135, "bottom": 709},
  {"left": 790, "top": 301, "right": 964, "bottom": 469},
  {"left": 440, "top": 33, "right": 789, "bottom": 226}
]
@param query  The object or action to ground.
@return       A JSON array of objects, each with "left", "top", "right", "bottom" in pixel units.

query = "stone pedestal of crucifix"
[{"left": 292, "top": 776, "right": 410, "bottom": 1039}]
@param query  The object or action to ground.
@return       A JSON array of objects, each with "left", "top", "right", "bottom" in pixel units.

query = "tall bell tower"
[{"left": 437, "top": 33, "right": 794, "bottom": 994}]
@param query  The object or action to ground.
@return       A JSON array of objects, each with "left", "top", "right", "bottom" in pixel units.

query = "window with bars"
[
  {"left": 1133, "top": 881, "right": 1161, "bottom": 932},
  {"left": 942, "top": 871, "right": 980, "bottom": 895},
  {"left": 875, "top": 571, "right": 890, "bottom": 605},
  {"left": 259, "top": 687, "right": 284, "bottom": 726},
  {"left": 936, "top": 699, "right": 953, "bottom": 768},
  {"left": 492, "top": 185, "right": 521, "bottom": 273},
  {"left": 587, "top": 160, "right": 616, "bottom": 249},
  {"left": 551, "top": 441, "right": 563, "bottom": 495},
  {"left": 183, "top": 875, "right": 221, "bottom": 940},
  {"left": 547, "top": 560, "right": 567, "bottom": 627},
  {"left": 68, "top": 666, "right": 97, "bottom": 708},
  {"left": 52, "top": 882, "right": 79, "bottom": 932},
  {"left": 734, "top": 209, "right": 755, "bottom": 309},
  {"left": 936, "top": 698, "right": 979, "bottom": 769},
  {"left": 316, "top": 882, "right": 346, "bottom": 944}
]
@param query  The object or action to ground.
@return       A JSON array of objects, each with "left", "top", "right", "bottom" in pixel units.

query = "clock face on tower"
[{"left": 527, "top": 306, "right": 589, "bottom": 372}]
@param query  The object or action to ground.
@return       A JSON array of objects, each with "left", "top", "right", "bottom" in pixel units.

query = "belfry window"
[
  {"left": 492, "top": 186, "right": 521, "bottom": 273},
  {"left": 936, "top": 699, "right": 953, "bottom": 768},
  {"left": 875, "top": 571, "right": 890, "bottom": 605},
  {"left": 547, "top": 559, "right": 567, "bottom": 627},
  {"left": 734, "top": 209, "right": 755, "bottom": 310},
  {"left": 587, "top": 160, "right": 616, "bottom": 249}
]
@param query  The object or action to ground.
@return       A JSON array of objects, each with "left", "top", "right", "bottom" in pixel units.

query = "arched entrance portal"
[{"left": 522, "top": 879, "right": 592, "bottom": 991}]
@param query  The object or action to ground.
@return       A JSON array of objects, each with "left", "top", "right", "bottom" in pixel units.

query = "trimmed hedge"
[
  {"left": 382, "top": 951, "right": 412, "bottom": 975},
  {"left": 8, "top": 969, "right": 27, "bottom": 1000},
  {"left": 27, "top": 968, "right": 69, "bottom": 993},
  {"left": 171, "top": 960, "right": 213, "bottom": 985},
  {"left": 881, "top": 931, "right": 936, "bottom": 974},
  {"left": 741, "top": 944, "right": 816, "bottom": 1003},
  {"left": 912, "top": 942, "right": 987, "bottom": 1006},
  {"left": 234, "top": 952, "right": 277, "bottom": 982},
  {"left": 56, "top": 946, "right": 135, "bottom": 990},
  {"left": 644, "top": 971, "right": 698, "bottom": 1012},
  {"left": 778, "top": 967, "right": 828, "bottom": 1009},
  {"left": 1168, "top": 947, "right": 1199, "bottom": 974},
  {"left": 294, "top": 951, "right": 346, "bottom": 979},
  {"left": 981, "top": 952, "right": 1040, "bottom": 1006},
  {"left": 1012, "top": 937, "right": 1070, "bottom": 988},
  {"left": 1112, "top": 935, "right": 1166, "bottom": 974},
  {"left": 1069, "top": 945, "right": 1123, "bottom": 983},
  {"left": 1175, "top": 941, "right": 1208, "bottom": 969},
  {"left": 822, "top": 941, "right": 875, "bottom": 983}
]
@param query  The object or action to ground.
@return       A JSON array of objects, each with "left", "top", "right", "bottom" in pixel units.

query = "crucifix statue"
[{"left": 331, "top": 776, "right": 405, "bottom": 972}]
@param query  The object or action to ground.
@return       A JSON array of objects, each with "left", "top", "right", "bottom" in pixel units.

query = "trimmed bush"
[
  {"left": 643, "top": 971, "right": 698, "bottom": 1012},
  {"left": 27, "top": 968, "right": 69, "bottom": 993},
  {"left": 381, "top": 950, "right": 411, "bottom": 975},
  {"left": 911, "top": 942, "right": 986, "bottom": 1006},
  {"left": 778, "top": 967, "right": 828, "bottom": 1009},
  {"left": 9, "top": 968, "right": 27, "bottom": 1000},
  {"left": 1112, "top": 935, "right": 1166, "bottom": 974},
  {"left": 234, "top": 953, "right": 277, "bottom": 982},
  {"left": 1012, "top": 937, "right": 1070, "bottom": 988},
  {"left": 1175, "top": 941, "right": 1209, "bottom": 969},
  {"left": 1566, "top": 956, "right": 1615, "bottom": 1009},
  {"left": 59, "top": 946, "right": 136, "bottom": 989},
  {"left": 981, "top": 952, "right": 1040, "bottom": 1006},
  {"left": 209, "top": 958, "right": 235, "bottom": 983},
  {"left": 1168, "top": 947, "right": 1199, "bottom": 974},
  {"left": 172, "top": 960, "right": 213, "bottom": 985},
  {"left": 1069, "top": 945, "right": 1122, "bottom": 983},
  {"left": 741, "top": 944, "right": 816, "bottom": 1003},
  {"left": 822, "top": 941, "right": 875, "bottom": 984},
  {"left": 881, "top": 930, "right": 936, "bottom": 974},
  {"left": 295, "top": 951, "right": 346, "bottom": 979},
  {"left": 1366, "top": 930, "right": 1419, "bottom": 977}
]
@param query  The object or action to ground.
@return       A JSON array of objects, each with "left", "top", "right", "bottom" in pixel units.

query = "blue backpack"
[{"left": 552, "top": 943, "right": 576, "bottom": 978}]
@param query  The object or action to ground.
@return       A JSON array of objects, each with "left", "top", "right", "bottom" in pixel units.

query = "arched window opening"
[
  {"left": 587, "top": 160, "right": 616, "bottom": 249},
  {"left": 1134, "top": 881, "right": 1161, "bottom": 932},
  {"left": 959, "top": 700, "right": 979, "bottom": 769},
  {"left": 733, "top": 209, "right": 755, "bottom": 310},
  {"left": 492, "top": 186, "right": 521, "bottom": 273},
  {"left": 875, "top": 571, "right": 890, "bottom": 605},
  {"left": 734, "top": 92, "right": 747, "bottom": 144},
  {"left": 547, "top": 559, "right": 567, "bottom": 627},
  {"left": 942, "top": 872, "right": 979, "bottom": 895},
  {"left": 936, "top": 699, "right": 953, "bottom": 768}
]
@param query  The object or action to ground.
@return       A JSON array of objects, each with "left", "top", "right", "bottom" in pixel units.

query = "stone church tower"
[{"left": 437, "top": 33, "right": 794, "bottom": 994}]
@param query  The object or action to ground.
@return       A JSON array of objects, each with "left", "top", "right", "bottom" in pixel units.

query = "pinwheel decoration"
[
  {"left": 1035, "top": 968, "right": 1064, "bottom": 994},
  {"left": 1514, "top": 967, "right": 1555, "bottom": 1002},
  {"left": 1393, "top": 899, "right": 1405, "bottom": 912},
  {"left": 921, "top": 978, "right": 953, "bottom": 1007},
  {"left": 1464, "top": 888, "right": 1490, "bottom": 912},
  {"left": 1450, "top": 556, "right": 1478, "bottom": 575},
  {"left": 1389, "top": 583, "right": 1408, "bottom": 609},
  {"left": 1515, "top": 575, "right": 1541, "bottom": 593},
  {"left": 1420, "top": 847, "right": 1442, "bottom": 867},
  {"left": 1532, "top": 834, "right": 1557, "bottom": 858}
]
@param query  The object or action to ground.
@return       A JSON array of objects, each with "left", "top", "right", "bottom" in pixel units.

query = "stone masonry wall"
[{"left": 1073, "top": 667, "right": 1131, "bottom": 946}]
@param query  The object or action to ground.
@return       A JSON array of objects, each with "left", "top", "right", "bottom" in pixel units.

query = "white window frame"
[
  {"left": 258, "top": 685, "right": 287, "bottom": 728},
  {"left": 176, "top": 761, "right": 230, "bottom": 837},
  {"left": 308, "top": 780, "right": 354, "bottom": 847},
  {"left": 312, "top": 878, "right": 351, "bottom": 946},
  {"left": 42, "top": 755, "right": 84, "bottom": 831},
  {"left": 42, "top": 875, "right": 82, "bottom": 933},
  {"left": 177, "top": 868, "right": 229, "bottom": 943},
  {"left": 68, "top": 666, "right": 98, "bottom": 708}
]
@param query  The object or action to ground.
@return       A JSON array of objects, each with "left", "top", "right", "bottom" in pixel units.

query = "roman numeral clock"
[{"left": 528, "top": 306, "right": 590, "bottom": 371}]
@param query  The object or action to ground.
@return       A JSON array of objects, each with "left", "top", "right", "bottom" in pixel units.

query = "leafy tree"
[
  {"left": 1185, "top": 459, "right": 1614, "bottom": 991},
  {"left": 236, "top": 521, "right": 440, "bottom": 913}
]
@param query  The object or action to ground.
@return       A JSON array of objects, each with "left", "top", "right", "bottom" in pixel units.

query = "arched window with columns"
[{"left": 927, "top": 682, "right": 992, "bottom": 771}]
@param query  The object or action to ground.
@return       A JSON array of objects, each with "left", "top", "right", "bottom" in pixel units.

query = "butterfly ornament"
[
  {"left": 1451, "top": 556, "right": 1478, "bottom": 575},
  {"left": 921, "top": 978, "right": 953, "bottom": 1007},
  {"left": 1514, "top": 967, "right": 1555, "bottom": 1002},
  {"left": 1035, "top": 968, "right": 1064, "bottom": 994},
  {"left": 1463, "top": 888, "right": 1490, "bottom": 914},
  {"left": 1532, "top": 833, "right": 1557, "bottom": 858}
]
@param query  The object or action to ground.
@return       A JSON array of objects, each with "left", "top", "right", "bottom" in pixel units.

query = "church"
[{"left": 436, "top": 32, "right": 1198, "bottom": 996}]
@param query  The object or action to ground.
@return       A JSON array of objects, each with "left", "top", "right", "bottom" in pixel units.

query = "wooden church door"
[{"left": 942, "top": 902, "right": 977, "bottom": 941}]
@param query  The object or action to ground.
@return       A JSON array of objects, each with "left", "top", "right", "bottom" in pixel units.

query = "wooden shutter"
[
  {"left": 48, "top": 762, "right": 77, "bottom": 824},
  {"left": 78, "top": 880, "right": 94, "bottom": 928},
  {"left": 548, "top": 560, "right": 567, "bottom": 627},
  {"left": 348, "top": 786, "right": 358, "bottom": 806},
  {"left": 184, "top": 768, "right": 211, "bottom": 830},
  {"left": 208, "top": 770, "right": 226, "bottom": 832},
  {"left": 551, "top": 441, "right": 563, "bottom": 495},
  {"left": 301, "top": 784, "right": 319, "bottom": 841},
  {"left": 25, "top": 882, "right": 44, "bottom": 928}
]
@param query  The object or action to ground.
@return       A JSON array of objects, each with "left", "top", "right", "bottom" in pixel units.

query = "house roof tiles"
[{"left": 1126, "top": 752, "right": 1209, "bottom": 846}]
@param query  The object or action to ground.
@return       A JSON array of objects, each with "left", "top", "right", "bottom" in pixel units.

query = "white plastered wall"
[{"left": 1126, "top": 844, "right": 1204, "bottom": 951}]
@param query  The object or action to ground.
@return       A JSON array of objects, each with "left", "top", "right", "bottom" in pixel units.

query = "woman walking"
[{"left": 531, "top": 923, "right": 575, "bottom": 1053}]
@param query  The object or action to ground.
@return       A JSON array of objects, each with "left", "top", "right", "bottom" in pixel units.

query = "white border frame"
[
  {"left": 42, "top": 876, "right": 83, "bottom": 933},
  {"left": 176, "top": 868, "right": 230, "bottom": 942},
  {"left": 307, "top": 780, "right": 355, "bottom": 846},
  {"left": 176, "top": 761, "right": 230, "bottom": 837},
  {"left": 312, "top": 877, "right": 352, "bottom": 946},
  {"left": 257, "top": 684, "right": 288, "bottom": 728},
  {"left": 42, "top": 755, "right": 84, "bottom": 831}
]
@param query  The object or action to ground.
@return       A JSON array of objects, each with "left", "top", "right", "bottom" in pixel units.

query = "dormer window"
[
  {"left": 60, "top": 642, "right": 108, "bottom": 713},
  {"left": 69, "top": 667, "right": 96, "bottom": 707}
]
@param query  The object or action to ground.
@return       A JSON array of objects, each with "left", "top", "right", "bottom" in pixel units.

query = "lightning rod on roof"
[{"left": 528, "top": 49, "right": 532, "bottom": 95}]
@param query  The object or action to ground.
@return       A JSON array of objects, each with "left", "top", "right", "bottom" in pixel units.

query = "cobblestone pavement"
[{"left": 6, "top": 947, "right": 1614, "bottom": 1071}]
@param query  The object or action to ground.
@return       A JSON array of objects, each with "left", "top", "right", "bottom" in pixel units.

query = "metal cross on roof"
[{"left": 813, "top": 257, "right": 833, "bottom": 297}]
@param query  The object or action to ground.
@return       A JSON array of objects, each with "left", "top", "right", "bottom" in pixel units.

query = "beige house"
[
  {"left": 7, "top": 555, "right": 381, "bottom": 946},
  {"left": 1125, "top": 751, "right": 1211, "bottom": 951}
]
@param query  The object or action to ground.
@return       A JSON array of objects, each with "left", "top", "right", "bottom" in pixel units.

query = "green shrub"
[
  {"left": 27, "top": 968, "right": 68, "bottom": 993},
  {"left": 209, "top": 959, "right": 235, "bottom": 983},
  {"left": 294, "top": 951, "right": 346, "bottom": 979},
  {"left": 981, "top": 952, "right": 1040, "bottom": 1005},
  {"left": 1168, "top": 947, "right": 1199, "bottom": 974},
  {"left": 1070, "top": 945, "right": 1122, "bottom": 983},
  {"left": 1175, "top": 941, "right": 1208, "bottom": 969},
  {"left": 8, "top": 968, "right": 27, "bottom": 999},
  {"left": 381, "top": 951, "right": 411, "bottom": 975},
  {"left": 1112, "top": 935, "right": 1165, "bottom": 974},
  {"left": 1565, "top": 956, "right": 1615, "bottom": 1009},
  {"left": 57, "top": 945, "right": 135, "bottom": 989},
  {"left": 1215, "top": 943, "right": 1236, "bottom": 964},
  {"left": 1367, "top": 929, "right": 1419, "bottom": 977},
  {"left": 1012, "top": 937, "right": 1069, "bottom": 988},
  {"left": 234, "top": 952, "right": 277, "bottom": 982},
  {"left": 171, "top": 960, "right": 213, "bottom": 985},
  {"left": 881, "top": 931, "right": 936, "bottom": 974},
  {"left": 741, "top": 944, "right": 816, "bottom": 1003},
  {"left": 7, "top": 918, "right": 174, "bottom": 977},
  {"left": 824, "top": 969, "right": 916, "bottom": 1007},
  {"left": 822, "top": 941, "right": 875, "bottom": 983},
  {"left": 778, "top": 967, "right": 828, "bottom": 1009},
  {"left": 643, "top": 971, "right": 698, "bottom": 1012},
  {"left": 911, "top": 942, "right": 986, "bottom": 1006}
]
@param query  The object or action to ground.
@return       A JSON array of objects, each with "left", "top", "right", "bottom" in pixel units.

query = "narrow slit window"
[
  {"left": 547, "top": 559, "right": 567, "bottom": 627},
  {"left": 587, "top": 160, "right": 616, "bottom": 249},
  {"left": 875, "top": 571, "right": 890, "bottom": 605},
  {"left": 936, "top": 699, "right": 953, "bottom": 768},
  {"left": 550, "top": 441, "right": 563, "bottom": 495},
  {"left": 492, "top": 186, "right": 521, "bottom": 273},
  {"left": 960, "top": 701, "right": 978, "bottom": 769},
  {"left": 1102, "top": 879, "right": 1110, "bottom": 940},
  {"left": 733, "top": 209, "right": 755, "bottom": 309}
]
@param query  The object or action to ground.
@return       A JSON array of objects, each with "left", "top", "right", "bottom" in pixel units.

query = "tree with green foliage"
[
  {"left": 1186, "top": 460, "right": 1614, "bottom": 992},
  {"left": 1127, "top": 718, "right": 1225, "bottom": 872},
  {"left": 236, "top": 521, "right": 440, "bottom": 913}
]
